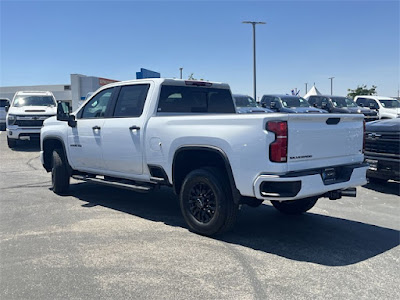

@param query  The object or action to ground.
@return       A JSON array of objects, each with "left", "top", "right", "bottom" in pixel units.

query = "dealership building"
[{"left": 0, "top": 69, "right": 160, "bottom": 111}]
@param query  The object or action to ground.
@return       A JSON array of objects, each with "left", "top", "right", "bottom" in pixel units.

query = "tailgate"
[{"left": 286, "top": 114, "right": 364, "bottom": 172}]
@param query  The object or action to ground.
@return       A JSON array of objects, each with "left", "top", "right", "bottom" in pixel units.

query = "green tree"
[{"left": 347, "top": 85, "right": 377, "bottom": 98}]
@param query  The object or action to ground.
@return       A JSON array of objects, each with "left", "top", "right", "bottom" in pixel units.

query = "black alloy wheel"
[
  {"left": 180, "top": 167, "right": 238, "bottom": 236},
  {"left": 188, "top": 182, "right": 217, "bottom": 224}
]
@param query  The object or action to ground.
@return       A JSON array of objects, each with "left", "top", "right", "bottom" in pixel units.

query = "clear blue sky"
[{"left": 1, "top": 0, "right": 399, "bottom": 98}]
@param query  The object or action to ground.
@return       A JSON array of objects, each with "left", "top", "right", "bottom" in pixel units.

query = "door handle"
[
  {"left": 129, "top": 125, "right": 141, "bottom": 131},
  {"left": 92, "top": 126, "right": 101, "bottom": 130}
]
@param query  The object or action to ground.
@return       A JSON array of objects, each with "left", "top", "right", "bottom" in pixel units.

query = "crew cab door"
[
  {"left": 101, "top": 83, "right": 151, "bottom": 175},
  {"left": 67, "top": 87, "right": 115, "bottom": 171}
]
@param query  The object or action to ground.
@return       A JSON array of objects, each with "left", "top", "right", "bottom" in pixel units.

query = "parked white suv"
[
  {"left": 6, "top": 91, "right": 57, "bottom": 148},
  {"left": 354, "top": 96, "right": 400, "bottom": 119}
]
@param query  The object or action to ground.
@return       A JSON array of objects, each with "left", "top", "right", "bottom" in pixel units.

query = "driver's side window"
[{"left": 81, "top": 88, "right": 114, "bottom": 119}]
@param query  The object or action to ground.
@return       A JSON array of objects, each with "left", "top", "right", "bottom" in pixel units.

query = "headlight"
[{"left": 7, "top": 114, "right": 16, "bottom": 125}]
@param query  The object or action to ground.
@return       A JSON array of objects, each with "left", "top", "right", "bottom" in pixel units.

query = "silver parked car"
[{"left": 0, "top": 98, "right": 10, "bottom": 130}]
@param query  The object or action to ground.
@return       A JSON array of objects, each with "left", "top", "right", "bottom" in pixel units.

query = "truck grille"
[
  {"left": 15, "top": 119, "right": 44, "bottom": 127},
  {"left": 14, "top": 115, "right": 53, "bottom": 127},
  {"left": 365, "top": 131, "right": 400, "bottom": 156}
]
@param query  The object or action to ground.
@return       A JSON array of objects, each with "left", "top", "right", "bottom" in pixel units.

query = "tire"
[
  {"left": 179, "top": 167, "right": 238, "bottom": 236},
  {"left": 7, "top": 136, "right": 17, "bottom": 148},
  {"left": 271, "top": 196, "right": 318, "bottom": 215},
  {"left": 51, "top": 148, "right": 70, "bottom": 195}
]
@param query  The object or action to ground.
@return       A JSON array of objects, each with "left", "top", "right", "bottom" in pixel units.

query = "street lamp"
[
  {"left": 328, "top": 77, "right": 335, "bottom": 95},
  {"left": 179, "top": 67, "right": 183, "bottom": 79},
  {"left": 242, "top": 21, "right": 266, "bottom": 101},
  {"left": 305, "top": 83, "right": 308, "bottom": 95}
]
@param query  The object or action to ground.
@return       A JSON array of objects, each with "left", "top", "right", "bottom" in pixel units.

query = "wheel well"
[
  {"left": 172, "top": 147, "right": 240, "bottom": 203},
  {"left": 43, "top": 138, "right": 65, "bottom": 172}
]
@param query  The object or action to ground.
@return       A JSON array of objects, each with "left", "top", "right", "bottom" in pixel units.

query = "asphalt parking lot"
[{"left": 0, "top": 132, "right": 399, "bottom": 300}]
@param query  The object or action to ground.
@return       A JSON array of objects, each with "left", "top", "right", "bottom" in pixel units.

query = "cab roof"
[{"left": 102, "top": 78, "right": 230, "bottom": 90}]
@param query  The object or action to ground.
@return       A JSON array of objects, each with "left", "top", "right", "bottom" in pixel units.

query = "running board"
[{"left": 72, "top": 175, "right": 152, "bottom": 193}]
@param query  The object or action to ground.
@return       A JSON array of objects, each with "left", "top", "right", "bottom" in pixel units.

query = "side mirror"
[
  {"left": 57, "top": 101, "right": 76, "bottom": 127},
  {"left": 261, "top": 102, "right": 267, "bottom": 108},
  {"left": 57, "top": 101, "right": 70, "bottom": 121},
  {"left": 358, "top": 103, "right": 364, "bottom": 107},
  {"left": 5, "top": 106, "right": 9, "bottom": 112},
  {"left": 68, "top": 115, "right": 77, "bottom": 128},
  {"left": 321, "top": 102, "right": 328, "bottom": 109},
  {"left": 270, "top": 101, "right": 277, "bottom": 109},
  {"left": 313, "top": 103, "right": 318, "bottom": 108}
]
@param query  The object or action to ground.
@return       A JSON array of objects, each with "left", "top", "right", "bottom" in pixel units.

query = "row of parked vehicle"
[
  {"left": 233, "top": 93, "right": 400, "bottom": 121},
  {"left": 1, "top": 87, "right": 399, "bottom": 185},
  {"left": 0, "top": 79, "right": 398, "bottom": 235}
]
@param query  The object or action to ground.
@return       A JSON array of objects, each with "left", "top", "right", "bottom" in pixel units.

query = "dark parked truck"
[
  {"left": 307, "top": 95, "right": 378, "bottom": 121},
  {"left": 364, "top": 118, "right": 400, "bottom": 183},
  {"left": 232, "top": 94, "right": 272, "bottom": 114}
]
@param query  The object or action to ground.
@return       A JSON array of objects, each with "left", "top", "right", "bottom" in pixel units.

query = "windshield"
[
  {"left": 379, "top": 99, "right": 400, "bottom": 108},
  {"left": 12, "top": 95, "right": 56, "bottom": 107},
  {"left": 234, "top": 96, "right": 257, "bottom": 107},
  {"left": 281, "top": 97, "right": 310, "bottom": 108},
  {"left": 331, "top": 97, "right": 357, "bottom": 108}
]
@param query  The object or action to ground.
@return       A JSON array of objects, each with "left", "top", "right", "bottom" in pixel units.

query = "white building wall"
[
  {"left": 0, "top": 85, "right": 72, "bottom": 103},
  {"left": 0, "top": 73, "right": 118, "bottom": 110}
]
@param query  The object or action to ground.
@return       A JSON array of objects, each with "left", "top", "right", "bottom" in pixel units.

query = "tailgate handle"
[{"left": 326, "top": 118, "right": 340, "bottom": 125}]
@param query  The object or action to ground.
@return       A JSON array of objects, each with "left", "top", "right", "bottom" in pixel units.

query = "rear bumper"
[
  {"left": 365, "top": 155, "right": 400, "bottom": 181},
  {"left": 6, "top": 126, "right": 41, "bottom": 140},
  {"left": 253, "top": 163, "right": 368, "bottom": 201}
]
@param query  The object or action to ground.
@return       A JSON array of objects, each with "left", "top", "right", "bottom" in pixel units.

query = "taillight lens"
[{"left": 267, "top": 121, "right": 288, "bottom": 162}]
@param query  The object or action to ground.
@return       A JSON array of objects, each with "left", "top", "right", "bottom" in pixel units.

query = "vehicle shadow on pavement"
[
  {"left": 69, "top": 183, "right": 399, "bottom": 267},
  {"left": 362, "top": 181, "right": 400, "bottom": 196},
  {"left": 9, "top": 140, "right": 41, "bottom": 152},
  {"left": 222, "top": 204, "right": 400, "bottom": 266}
]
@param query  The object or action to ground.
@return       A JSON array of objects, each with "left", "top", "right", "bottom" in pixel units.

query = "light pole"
[
  {"left": 329, "top": 77, "right": 335, "bottom": 95},
  {"left": 242, "top": 21, "right": 266, "bottom": 101},
  {"left": 305, "top": 83, "right": 308, "bottom": 95},
  {"left": 179, "top": 67, "right": 183, "bottom": 79}
]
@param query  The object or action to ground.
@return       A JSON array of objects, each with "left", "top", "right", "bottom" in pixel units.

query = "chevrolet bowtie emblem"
[{"left": 367, "top": 133, "right": 381, "bottom": 139}]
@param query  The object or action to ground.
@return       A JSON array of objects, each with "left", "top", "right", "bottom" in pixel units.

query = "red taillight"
[
  {"left": 267, "top": 121, "right": 288, "bottom": 162},
  {"left": 363, "top": 120, "right": 366, "bottom": 153}
]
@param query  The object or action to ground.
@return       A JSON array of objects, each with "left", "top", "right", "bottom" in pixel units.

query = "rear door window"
[
  {"left": 157, "top": 86, "right": 235, "bottom": 114},
  {"left": 113, "top": 84, "right": 150, "bottom": 117}
]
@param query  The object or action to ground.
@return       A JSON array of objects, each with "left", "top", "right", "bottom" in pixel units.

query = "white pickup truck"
[
  {"left": 6, "top": 91, "right": 57, "bottom": 148},
  {"left": 40, "top": 79, "right": 368, "bottom": 235}
]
